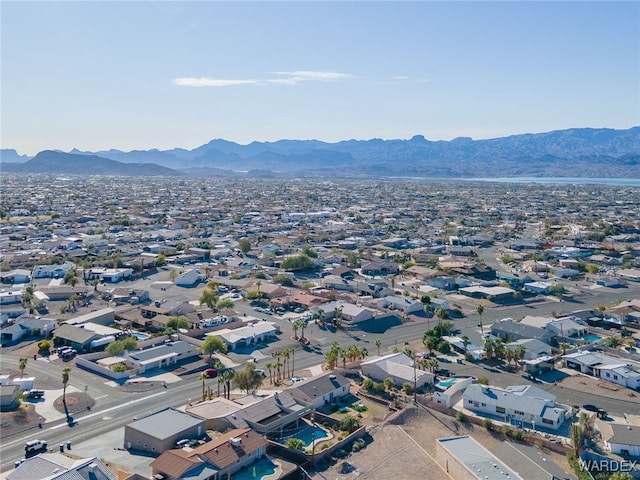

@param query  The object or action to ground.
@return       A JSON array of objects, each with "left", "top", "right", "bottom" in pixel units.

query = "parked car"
[
  {"left": 582, "top": 404, "right": 599, "bottom": 412},
  {"left": 435, "top": 368, "right": 452, "bottom": 377},
  {"left": 25, "top": 439, "right": 47, "bottom": 453},
  {"left": 24, "top": 389, "right": 45, "bottom": 399},
  {"left": 255, "top": 369, "right": 267, "bottom": 378},
  {"left": 204, "top": 368, "right": 218, "bottom": 378}
]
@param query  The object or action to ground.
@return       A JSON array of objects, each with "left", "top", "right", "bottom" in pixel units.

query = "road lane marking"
[{"left": 47, "top": 390, "right": 167, "bottom": 430}]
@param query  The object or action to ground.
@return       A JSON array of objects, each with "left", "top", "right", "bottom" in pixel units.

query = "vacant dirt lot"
[{"left": 311, "top": 405, "right": 574, "bottom": 480}]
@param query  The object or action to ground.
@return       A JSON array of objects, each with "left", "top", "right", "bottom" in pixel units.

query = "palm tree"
[
  {"left": 262, "top": 362, "right": 271, "bottom": 385},
  {"left": 375, "top": 338, "right": 382, "bottom": 357},
  {"left": 570, "top": 423, "right": 584, "bottom": 458},
  {"left": 608, "top": 336, "right": 622, "bottom": 349},
  {"left": 217, "top": 375, "right": 224, "bottom": 397},
  {"left": 461, "top": 336, "right": 469, "bottom": 359},
  {"left": 62, "top": 367, "right": 71, "bottom": 404},
  {"left": 560, "top": 341, "right": 570, "bottom": 355},
  {"left": 340, "top": 348, "right": 348, "bottom": 368},
  {"left": 288, "top": 347, "right": 296, "bottom": 378},
  {"left": 18, "top": 356, "right": 28, "bottom": 378},
  {"left": 199, "top": 372, "right": 207, "bottom": 401},
  {"left": 223, "top": 369, "right": 235, "bottom": 399},
  {"left": 476, "top": 304, "right": 485, "bottom": 334},
  {"left": 282, "top": 349, "right": 291, "bottom": 378},
  {"left": 274, "top": 360, "right": 283, "bottom": 383},
  {"left": 435, "top": 307, "right": 446, "bottom": 325},
  {"left": 292, "top": 320, "right": 300, "bottom": 340}
]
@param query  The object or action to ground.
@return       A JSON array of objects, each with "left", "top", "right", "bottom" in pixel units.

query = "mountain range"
[{"left": 1, "top": 127, "right": 639, "bottom": 178}]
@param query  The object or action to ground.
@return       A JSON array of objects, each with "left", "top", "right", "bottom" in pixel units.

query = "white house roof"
[
  {"left": 464, "top": 384, "right": 561, "bottom": 420},
  {"left": 210, "top": 322, "right": 277, "bottom": 344}
]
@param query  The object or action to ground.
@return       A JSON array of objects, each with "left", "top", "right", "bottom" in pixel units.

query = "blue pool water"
[
  {"left": 279, "top": 425, "right": 330, "bottom": 448},
  {"left": 436, "top": 378, "right": 457, "bottom": 389},
  {"left": 130, "top": 331, "right": 150, "bottom": 340},
  {"left": 232, "top": 459, "right": 277, "bottom": 480},
  {"left": 582, "top": 334, "right": 603, "bottom": 343}
]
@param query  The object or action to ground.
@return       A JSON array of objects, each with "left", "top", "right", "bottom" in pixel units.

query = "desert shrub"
[
  {"left": 351, "top": 438, "right": 366, "bottom": 452},
  {"left": 482, "top": 418, "right": 494, "bottom": 431},
  {"left": 455, "top": 411, "right": 467, "bottom": 423}
]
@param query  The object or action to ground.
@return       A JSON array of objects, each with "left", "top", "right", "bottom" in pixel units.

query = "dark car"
[
  {"left": 582, "top": 404, "right": 599, "bottom": 412},
  {"left": 435, "top": 368, "right": 452, "bottom": 377},
  {"left": 24, "top": 389, "right": 45, "bottom": 399},
  {"left": 204, "top": 368, "right": 218, "bottom": 378}
]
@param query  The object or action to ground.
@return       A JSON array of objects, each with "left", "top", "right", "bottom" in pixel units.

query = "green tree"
[
  {"left": 233, "top": 363, "right": 264, "bottom": 394},
  {"left": 216, "top": 298, "right": 235, "bottom": 310},
  {"left": 340, "top": 415, "right": 361, "bottom": 433},
  {"left": 301, "top": 244, "right": 318, "bottom": 258},
  {"left": 167, "top": 315, "right": 190, "bottom": 331},
  {"left": 112, "top": 363, "right": 126, "bottom": 373},
  {"left": 273, "top": 274, "right": 294, "bottom": 287},
  {"left": 202, "top": 336, "right": 227, "bottom": 360},
  {"left": 222, "top": 368, "right": 235, "bottom": 399},
  {"left": 238, "top": 238, "right": 252, "bottom": 254},
  {"left": 18, "top": 357, "right": 28, "bottom": 378},
  {"left": 375, "top": 338, "right": 382, "bottom": 356},
  {"left": 199, "top": 288, "right": 219, "bottom": 309},
  {"left": 280, "top": 255, "right": 315, "bottom": 271},
  {"left": 285, "top": 438, "right": 306, "bottom": 451}
]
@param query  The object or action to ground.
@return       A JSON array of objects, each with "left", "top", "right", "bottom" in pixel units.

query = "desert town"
[{"left": 1, "top": 175, "right": 640, "bottom": 480}]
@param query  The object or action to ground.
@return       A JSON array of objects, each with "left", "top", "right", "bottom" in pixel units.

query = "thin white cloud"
[
  {"left": 270, "top": 70, "right": 354, "bottom": 83},
  {"left": 173, "top": 77, "right": 259, "bottom": 87},
  {"left": 174, "top": 70, "right": 353, "bottom": 87}
]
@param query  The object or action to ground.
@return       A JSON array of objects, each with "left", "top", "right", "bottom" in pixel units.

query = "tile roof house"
[{"left": 150, "top": 428, "right": 268, "bottom": 480}]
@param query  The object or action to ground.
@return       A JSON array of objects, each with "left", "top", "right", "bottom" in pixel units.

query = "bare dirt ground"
[{"left": 311, "top": 405, "right": 575, "bottom": 480}]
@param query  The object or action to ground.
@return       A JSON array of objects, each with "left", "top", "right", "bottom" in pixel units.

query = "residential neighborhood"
[{"left": 1, "top": 175, "right": 640, "bottom": 480}]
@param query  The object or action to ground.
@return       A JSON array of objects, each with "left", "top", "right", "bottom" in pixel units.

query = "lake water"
[{"left": 465, "top": 177, "right": 640, "bottom": 187}]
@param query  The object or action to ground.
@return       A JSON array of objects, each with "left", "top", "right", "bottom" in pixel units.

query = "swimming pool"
[
  {"left": 278, "top": 424, "right": 330, "bottom": 448},
  {"left": 436, "top": 378, "right": 457, "bottom": 389},
  {"left": 582, "top": 333, "right": 603, "bottom": 343},
  {"left": 232, "top": 459, "right": 278, "bottom": 480},
  {"left": 130, "top": 331, "right": 150, "bottom": 340}
]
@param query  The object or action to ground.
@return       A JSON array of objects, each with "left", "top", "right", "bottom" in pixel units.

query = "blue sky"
[{"left": 2, "top": 1, "right": 639, "bottom": 155}]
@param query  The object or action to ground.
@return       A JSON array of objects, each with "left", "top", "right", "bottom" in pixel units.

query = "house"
[
  {"left": 0, "top": 384, "right": 20, "bottom": 411},
  {"left": 124, "top": 407, "right": 207, "bottom": 454},
  {"left": 53, "top": 323, "right": 102, "bottom": 353},
  {"left": 175, "top": 268, "right": 206, "bottom": 287},
  {"left": 209, "top": 322, "right": 278, "bottom": 351},
  {"left": 289, "top": 372, "right": 351, "bottom": 410},
  {"left": 458, "top": 285, "right": 515, "bottom": 301},
  {"left": 186, "top": 390, "right": 311, "bottom": 435},
  {"left": 462, "top": 384, "right": 566, "bottom": 430},
  {"left": 605, "top": 424, "right": 640, "bottom": 456},
  {"left": 0, "top": 289, "right": 23, "bottom": 305},
  {"left": 377, "top": 295, "right": 423, "bottom": 314},
  {"left": 361, "top": 352, "right": 434, "bottom": 389},
  {"left": 0, "top": 317, "right": 55, "bottom": 343},
  {"left": 436, "top": 436, "right": 524, "bottom": 480},
  {"left": 490, "top": 319, "right": 555, "bottom": 345},
  {"left": 7, "top": 453, "right": 115, "bottom": 480},
  {"left": 490, "top": 441, "right": 578, "bottom": 480},
  {"left": 562, "top": 351, "right": 640, "bottom": 390},
  {"left": 360, "top": 260, "right": 399, "bottom": 276},
  {"left": 504, "top": 338, "right": 552, "bottom": 360},
  {"left": 124, "top": 340, "right": 199, "bottom": 373},
  {"left": 150, "top": 428, "right": 268, "bottom": 480},
  {"left": 0, "top": 269, "right": 31, "bottom": 284},
  {"left": 32, "top": 261, "right": 76, "bottom": 279},
  {"left": 86, "top": 267, "right": 133, "bottom": 283},
  {"left": 311, "top": 301, "right": 376, "bottom": 326}
]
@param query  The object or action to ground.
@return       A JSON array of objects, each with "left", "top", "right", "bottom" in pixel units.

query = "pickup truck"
[{"left": 25, "top": 439, "right": 47, "bottom": 453}]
